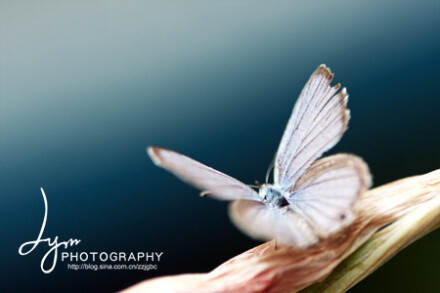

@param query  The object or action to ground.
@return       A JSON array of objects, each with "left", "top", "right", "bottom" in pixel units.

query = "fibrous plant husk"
[{"left": 123, "top": 169, "right": 440, "bottom": 293}]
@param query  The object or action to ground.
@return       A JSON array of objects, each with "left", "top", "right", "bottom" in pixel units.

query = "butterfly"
[{"left": 148, "top": 65, "right": 371, "bottom": 248}]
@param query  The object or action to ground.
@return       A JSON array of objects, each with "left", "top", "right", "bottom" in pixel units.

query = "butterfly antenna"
[{"left": 265, "top": 156, "right": 275, "bottom": 183}]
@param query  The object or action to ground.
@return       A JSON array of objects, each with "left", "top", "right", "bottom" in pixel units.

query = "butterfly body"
[
  {"left": 148, "top": 64, "right": 372, "bottom": 248},
  {"left": 259, "top": 185, "right": 289, "bottom": 209}
]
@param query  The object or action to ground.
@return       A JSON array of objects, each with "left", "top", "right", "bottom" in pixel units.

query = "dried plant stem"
[
  {"left": 301, "top": 186, "right": 440, "bottom": 292},
  {"left": 123, "top": 170, "right": 440, "bottom": 293}
]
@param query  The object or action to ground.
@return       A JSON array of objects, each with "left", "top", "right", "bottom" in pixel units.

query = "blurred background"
[{"left": 1, "top": 1, "right": 439, "bottom": 292}]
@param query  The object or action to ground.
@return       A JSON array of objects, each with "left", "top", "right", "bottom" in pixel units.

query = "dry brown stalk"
[{"left": 123, "top": 169, "right": 440, "bottom": 293}]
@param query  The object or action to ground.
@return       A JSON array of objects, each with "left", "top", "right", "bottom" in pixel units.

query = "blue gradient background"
[{"left": 1, "top": 1, "right": 440, "bottom": 292}]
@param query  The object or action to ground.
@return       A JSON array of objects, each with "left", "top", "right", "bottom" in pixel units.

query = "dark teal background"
[{"left": 1, "top": 1, "right": 440, "bottom": 292}]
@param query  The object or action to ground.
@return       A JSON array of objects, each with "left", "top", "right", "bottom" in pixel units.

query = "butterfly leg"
[{"left": 248, "top": 181, "right": 260, "bottom": 189}]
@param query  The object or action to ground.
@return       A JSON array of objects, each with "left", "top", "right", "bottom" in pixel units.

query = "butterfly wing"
[
  {"left": 289, "top": 154, "right": 371, "bottom": 237},
  {"left": 148, "top": 147, "right": 260, "bottom": 201},
  {"left": 229, "top": 154, "right": 370, "bottom": 246},
  {"left": 229, "top": 200, "right": 318, "bottom": 247},
  {"left": 274, "top": 65, "right": 350, "bottom": 189}
]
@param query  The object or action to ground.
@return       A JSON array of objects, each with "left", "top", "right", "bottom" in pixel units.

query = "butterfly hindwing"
[
  {"left": 288, "top": 154, "right": 371, "bottom": 237},
  {"left": 229, "top": 199, "right": 318, "bottom": 247},
  {"left": 229, "top": 154, "right": 370, "bottom": 244}
]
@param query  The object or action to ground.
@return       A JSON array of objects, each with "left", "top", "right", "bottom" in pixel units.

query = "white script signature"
[{"left": 18, "top": 188, "right": 81, "bottom": 274}]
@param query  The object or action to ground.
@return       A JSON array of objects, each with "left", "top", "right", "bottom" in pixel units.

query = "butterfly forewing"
[
  {"left": 289, "top": 154, "right": 371, "bottom": 237},
  {"left": 274, "top": 65, "right": 350, "bottom": 190},
  {"left": 148, "top": 147, "right": 260, "bottom": 201}
]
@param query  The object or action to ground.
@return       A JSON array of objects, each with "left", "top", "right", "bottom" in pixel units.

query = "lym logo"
[{"left": 18, "top": 188, "right": 81, "bottom": 274}]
